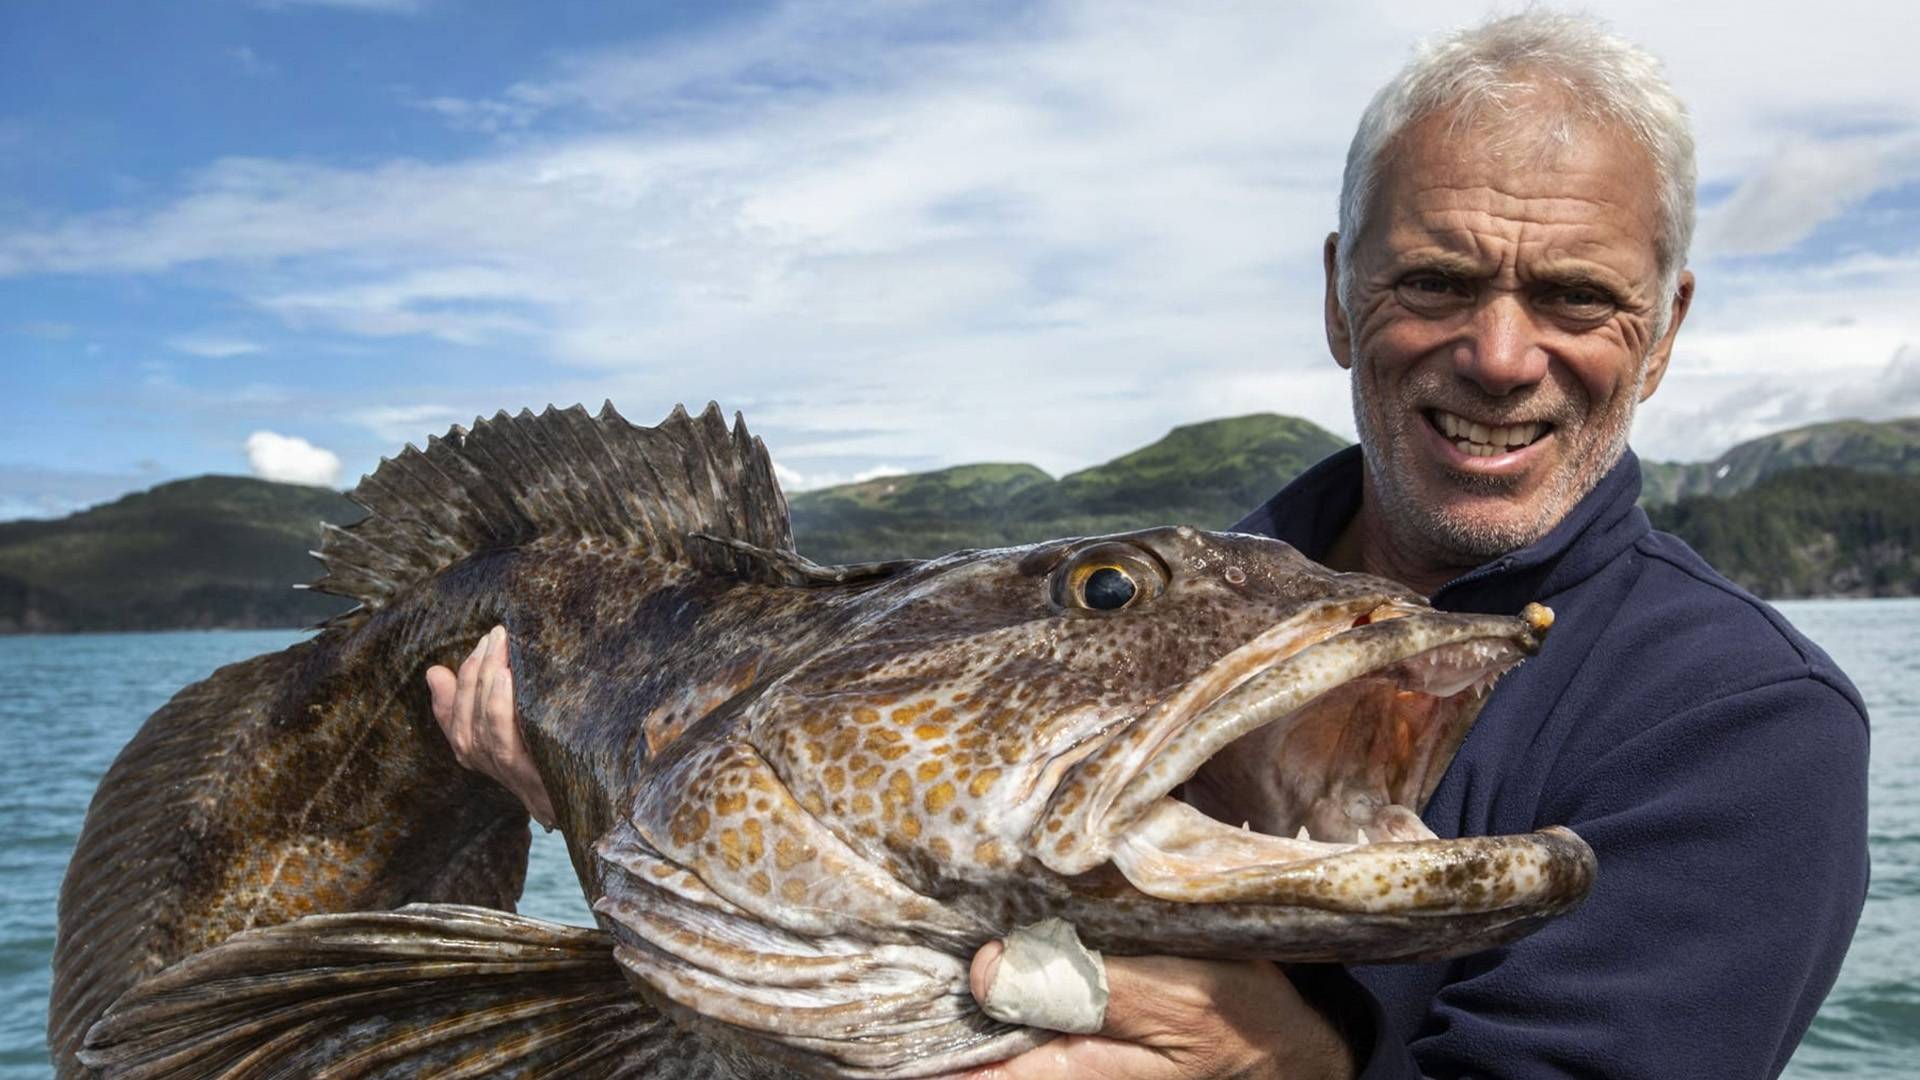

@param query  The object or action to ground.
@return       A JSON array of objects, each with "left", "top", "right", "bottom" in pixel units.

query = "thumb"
[{"left": 967, "top": 940, "right": 1005, "bottom": 1007}]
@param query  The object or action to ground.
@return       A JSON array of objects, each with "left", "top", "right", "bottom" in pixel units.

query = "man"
[{"left": 432, "top": 12, "right": 1868, "bottom": 1077}]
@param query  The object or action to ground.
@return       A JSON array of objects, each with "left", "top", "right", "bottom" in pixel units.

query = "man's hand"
[
  {"left": 957, "top": 945, "right": 1355, "bottom": 1080},
  {"left": 425, "top": 625, "right": 557, "bottom": 829}
]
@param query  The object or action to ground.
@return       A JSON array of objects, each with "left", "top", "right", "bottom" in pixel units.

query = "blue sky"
[{"left": 3, "top": 0, "right": 1918, "bottom": 518}]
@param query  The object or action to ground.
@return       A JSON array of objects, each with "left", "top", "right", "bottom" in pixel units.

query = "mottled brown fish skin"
[{"left": 54, "top": 404, "right": 1590, "bottom": 1080}]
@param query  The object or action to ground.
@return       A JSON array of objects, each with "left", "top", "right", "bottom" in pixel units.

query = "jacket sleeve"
[{"left": 1347, "top": 674, "right": 1869, "bottom": 1079}]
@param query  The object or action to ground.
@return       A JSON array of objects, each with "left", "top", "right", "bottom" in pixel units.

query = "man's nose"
[{"left": 1452, "top": 294, "right": 1548, "bottom": 395}]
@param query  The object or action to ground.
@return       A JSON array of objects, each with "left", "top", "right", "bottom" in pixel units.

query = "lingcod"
[{"left": 50, "top": 403, "right": 1594, "bottom": 1078}]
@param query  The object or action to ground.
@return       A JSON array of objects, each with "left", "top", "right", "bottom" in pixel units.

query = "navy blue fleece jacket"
[{"left": 1234, "top": 447, "right": 1869, "bottom": 1080}]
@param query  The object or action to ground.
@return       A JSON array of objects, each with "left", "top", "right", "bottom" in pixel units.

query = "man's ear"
[
  {"left": 1639, "top": 269, "right": 1694, "bottom": 402},
  {"left": 1324, "top": 233, "right": 1353, "bottom": 370}
]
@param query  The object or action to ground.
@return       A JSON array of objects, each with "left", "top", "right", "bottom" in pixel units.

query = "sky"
[{"left": 2, "top": 0, "right": 1918, "bottom": 519}]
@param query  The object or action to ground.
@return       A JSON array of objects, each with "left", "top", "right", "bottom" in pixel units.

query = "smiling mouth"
[{"left": 1426, "top": 408, "right": 1551, "bottom": 457}]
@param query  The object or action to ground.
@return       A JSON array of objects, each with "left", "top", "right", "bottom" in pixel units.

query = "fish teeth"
[
  {"left": 1355, "top": 828, "right": 1371, "bottom": 845},
  {"left": 1295, "top": 825, "right": 1311, "bottom": 841}
]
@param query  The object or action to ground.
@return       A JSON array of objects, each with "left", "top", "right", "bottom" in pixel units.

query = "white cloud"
[
  {"left": 1702, "top": 135, "right": 1918, "bottom": 256},
  {"left": 246, "top": 431, "right": 342, "bottom": 486},
  {"left": 167, "top": 335, "right": 263, "bottom": 358},
  {"left": 772, "top": 459, "right": 909, "bottom": 493},
  {"left": 347, "top": 404, "right": 468, "bottom": 445},
  {"left": 4, "top": 0, "right": 1920, "bottom": 482},
  {"left": 229, "top": 46, "right": 273, "bottom": 77}
]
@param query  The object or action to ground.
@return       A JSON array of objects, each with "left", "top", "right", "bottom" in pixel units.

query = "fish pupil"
[{"left": 1083, "top": 567, "right": 1136, "bottom": 610}]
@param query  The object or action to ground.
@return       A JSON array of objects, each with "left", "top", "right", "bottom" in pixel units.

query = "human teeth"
[{"left": 1437, "top": 410, "right": 1545, "bottom": 453}]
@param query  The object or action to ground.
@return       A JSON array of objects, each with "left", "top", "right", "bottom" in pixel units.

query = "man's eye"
[
  {"left": 1551, "top": 286, "right": 1616, "bottom": 314},
  {"left": 1396, "top": 274, "right": 1469, "bottom": 308}
]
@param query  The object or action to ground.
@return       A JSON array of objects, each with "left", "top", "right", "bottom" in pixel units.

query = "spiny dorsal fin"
[{"left": 309, "top": 402, "right": 792, "bottom": 630}]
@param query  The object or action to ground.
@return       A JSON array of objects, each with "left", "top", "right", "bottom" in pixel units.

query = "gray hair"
[{"left": 1335, "top": 10, "right": 1696, "bottom": 337}]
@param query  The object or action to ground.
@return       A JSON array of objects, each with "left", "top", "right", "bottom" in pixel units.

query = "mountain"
[
  {"left": 1640, "top": 417, "right": 1920, "bottom": 505},
  {"left": 789, "top": 414, "right": 1349, "bottom": 563},
  {"left": 0, "top": 476, "right": 361, "bottom": 633},
  {"left": 1647, "top": 467, "right": 1920, "bottom": 598},
  {"left": 5, "top": 412, "right": 1917, "bottom": 632}
]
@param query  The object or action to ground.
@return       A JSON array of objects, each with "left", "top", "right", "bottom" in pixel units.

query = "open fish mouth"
[{"left": 1036, "top": 597, "right": 1594, "bottom": 918}]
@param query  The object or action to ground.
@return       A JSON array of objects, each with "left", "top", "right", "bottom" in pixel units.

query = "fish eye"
[
  {"left": 1082, "top": 566, "right": 1136, "bottom": 610},
  {"left": 1051, "top": 542, "right": 1167, "bottom": 614}
]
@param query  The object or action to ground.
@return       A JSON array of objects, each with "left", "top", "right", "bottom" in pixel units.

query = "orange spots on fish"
[
  {"left": 924, "top": 781, "right": 956, "bottom": 813},
  {"left": 781, "top": 878, "right": 808, "bottom": 904},
  {"left": 913, "top": 723, "right": 947, "bottom": 741},
  {"left": 890, "top": 701, "right": 934, "bottom": 725},
  {"left": 948, "top": 807, "right": 967, "bottom": 824},
  {"left": 915, "top": 760, "right": 945, "bottom": 782},
  {"left": 853, "top": 707, "right": 881, "bottom": 725},
  {"left": 748, "top": 871, "right": 772, "bottom": 896},
  {"left": 974, "top": 839, "right": 1002, "bottom": 865},
  {"left": 671, "top": 806, "right": 711, "bottom": 845},
  {"left": 877, "top": 743, "right": 912, "bottom": 762},
  {"left": 854, "top": 765, "right": 883, "bottom": 790},
  {"left": 774, "top": 835, "right": 816, "bottom": 871},
  {"left": 824, "top": 765, "right": 847, "bottom": 792},
  {"left": 715, "top": 791, "right": 748, "bottom": 816},
  {"left": 968, "top": 768, "right": 1002, "bottom": 798},
  {"left": 800, "top": 791, "right": 826, "bottom": 815},
  {"left": 852, "top": 793, "right": 874, "bottom": 815},
  {"left": 719, "top": 829, "right": 744, "bottom": 870},
  {"left": 899, "top": 815, "right": 923, "bottom": 840},
  {"left": 742, "top": 819, "right": 765, "bottom": 862},
  {"left": 929, "top": 837, "right": 951, "bottom": 861}
]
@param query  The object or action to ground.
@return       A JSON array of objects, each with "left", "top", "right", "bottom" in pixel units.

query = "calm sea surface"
[{"left": 1, "top": 600, "right": 1913, "bottom": 1077}]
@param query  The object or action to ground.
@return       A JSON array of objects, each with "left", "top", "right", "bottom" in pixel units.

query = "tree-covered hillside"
[
  {"left": 1640, "top": 417, "right": 1920, "bottom": 505},
  {"left": 5, "top": 413, "right": 1918, "bottom": 632},
  {"left": 1646, "top": 467, "right": 1920, "bottom": 598},
  {"left": 0, "top": 477, "right": 360, "bottom": 633},
  {"left": 790, "top": 414, "right": 1348, "bottom": 563}
]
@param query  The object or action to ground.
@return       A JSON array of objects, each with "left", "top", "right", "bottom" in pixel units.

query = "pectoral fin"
[{"left": 80, "top": 904, "right": 708, "bottom": 1079}]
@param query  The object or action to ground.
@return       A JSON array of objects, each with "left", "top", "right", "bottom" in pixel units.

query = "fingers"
[
  {"left": 968, "top": 940, "right": 1005, "bottom": 1007},
  {"left": 424, "top": 626, "right": 558, "bottom": 830}
]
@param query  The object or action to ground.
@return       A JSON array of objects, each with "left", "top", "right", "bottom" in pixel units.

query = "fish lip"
[{"left": 1033, "top": 601, "right": 1551, "bottom": 878}]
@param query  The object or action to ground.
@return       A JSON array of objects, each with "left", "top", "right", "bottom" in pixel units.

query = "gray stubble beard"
[{"left": 1349, "top": 356, "right": 1645, "bottom": 568}]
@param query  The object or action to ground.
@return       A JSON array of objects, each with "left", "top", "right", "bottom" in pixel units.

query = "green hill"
[
  {"left": 7, "top": 413, "right": 1919, "bottom": 632},
  {"left": 1647, "top": 466, "right": 1920, "bottom": 598},
  {"left": 1641, "top": 417, "right": 1920, "bottom": 505},
  {"left": 0, "top": 476, "right": 361, "bottom": 633},
  {"left": 789, "top": 414, "right": 1348, "bottom": 563}
]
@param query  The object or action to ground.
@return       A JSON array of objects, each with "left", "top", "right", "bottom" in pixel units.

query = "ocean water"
[{"left": 1, "top": 601, "right": 1913, "bottom": 1077}]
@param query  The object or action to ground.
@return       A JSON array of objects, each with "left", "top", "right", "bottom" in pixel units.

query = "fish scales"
[{"left": 52, "top": 402, "right": 1595, "bottom": 1078}]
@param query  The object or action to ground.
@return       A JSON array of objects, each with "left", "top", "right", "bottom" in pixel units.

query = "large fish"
[{"left": 50, "top": 403, "right": 1594, "bottom": 1078}]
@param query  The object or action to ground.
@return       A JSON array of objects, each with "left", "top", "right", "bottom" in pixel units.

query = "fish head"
[{"left": 743, "top": 525, "right": 1591, "bottom": 962}]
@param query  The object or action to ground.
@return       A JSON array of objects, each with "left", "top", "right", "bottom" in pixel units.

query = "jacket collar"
[{"left": 1231, "top": 445, "right": 1652, "bottom": 613}]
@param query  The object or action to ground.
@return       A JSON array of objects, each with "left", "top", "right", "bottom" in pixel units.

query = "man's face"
[{"left": 1329, "top": 109, "right": 1692, "bottom": 566}]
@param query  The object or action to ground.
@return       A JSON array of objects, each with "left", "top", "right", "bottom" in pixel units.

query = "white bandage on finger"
[{"left": 978, "top": 917, "right": 1110, "bottom": 1035}]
